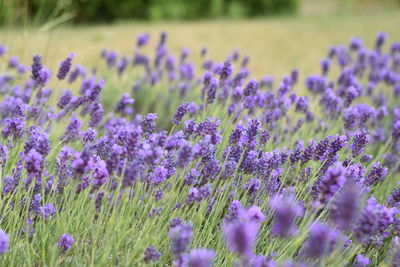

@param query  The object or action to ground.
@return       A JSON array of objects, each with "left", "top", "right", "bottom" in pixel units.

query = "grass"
[{"left": 1, "top": 12, "right": 400, "bottom": 79}]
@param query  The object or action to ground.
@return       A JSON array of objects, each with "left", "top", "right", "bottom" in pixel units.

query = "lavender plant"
[{"left": 0, "top": 31, "right": 400, "bottom": 266}]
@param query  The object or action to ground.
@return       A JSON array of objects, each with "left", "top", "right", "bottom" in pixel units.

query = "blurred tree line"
[{"left": 0, "top": 0, "right": 299, "bottom": 26}]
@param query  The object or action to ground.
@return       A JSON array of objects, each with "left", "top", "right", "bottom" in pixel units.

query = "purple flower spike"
[
  {"left": 144, "top": 245, "right": 161, "bottom": 263},
  {"left": 270, "top": 194, "right": 302, "bottom": 237},
  {"left": 0, "top": 45, "right": 7, "bottom": 56},
  {"left": 0, "top": 229, "right": 9, "bottom": 254},
  {"left": 169, "top": 221, "right": 193, "bottom": 258},
  {"left": 365, "top": 162, "right": 388, "bottom": 186},
  {"left": 318, "top": 163, "right": 346, "bottom": 204},
  {"left": 31, "top": 55, "right": 43, "bottom": 83},
  {"left": 330, "top": 181, "right": 361, "bottom": 231},
  {"left": 137, "top": 33, "right": 150, "bottom": 47},
  {"left": 173, "top": 102, "right": 190, "bottom": 125},
  {"left": 351, "top": 129, "right": 370, "bottom": 157},
  {"left": 223, "top": 219, "right": 259, "bottom": 257},
  {"left": 302, "top": 223, "right": 338, "bottom": 259},
  {"left": 355, "top": 254, "right": 370, "bottom": 267},
  {"left": 57, "top": 53, "right": 74, "bottom": 80},
  {"left": 58, "top": 233, "right": 74, "bottom": 251},
  {"left": 188, "top": 248, "right": 215, "bottom": 267}
]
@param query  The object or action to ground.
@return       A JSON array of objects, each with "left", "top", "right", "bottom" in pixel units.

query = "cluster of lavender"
[{"left": 1, "top": 31, "right": 400, "bottom": 266}]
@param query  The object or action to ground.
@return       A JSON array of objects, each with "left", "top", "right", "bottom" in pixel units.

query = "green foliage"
[
  {"left": 0, "top": 0, "right": 299, "bottom": 26},
  {"left": 0, "top": 0, "right": 73, "bottom": 26}
]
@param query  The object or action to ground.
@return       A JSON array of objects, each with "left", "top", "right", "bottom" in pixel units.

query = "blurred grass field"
[{"left": 1, "top": 11, "right": 400, "bottom": 80}]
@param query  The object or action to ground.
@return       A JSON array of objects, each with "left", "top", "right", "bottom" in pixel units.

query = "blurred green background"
[
  {"left": 0, "top": 0, "right": 399, "bottom": 26},
  {"left": 0, "top": 0, "right": 399, "bottom": 80}
]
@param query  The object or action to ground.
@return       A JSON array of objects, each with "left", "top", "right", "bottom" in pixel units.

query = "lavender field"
[{"left": 1, "top": 13, "right": 400, "bottom": 266}]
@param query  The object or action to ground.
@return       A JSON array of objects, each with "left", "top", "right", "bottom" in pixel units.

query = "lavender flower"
[
  {"left": 0, "top": 45, "right": 6, "bottom": 56},
  {"left": 318, "top": 163, "right": 346, "bottom": 204},
  {"left": 0, "top": 229, "right": 9, "bottom": 254},
  {"left": 57, "top": 53, "right": 74, "bottom": 80},
  {"left": 2, "top": 117, "right": 25, "bottom": 139},
  {"left": 355, "top": 254, "right": 370, "bottom": 267},
  {"left": 137, "top": 33, "right": 150, "bottom": 47},
  {"left": 330, "top": 181, "right": 361, "bottom": 230},
  {"left": 302, "top": 223, "right": 338, "bottom": 259},
  {"left": 63, "top": 115, "right": 81, "bottom": 142},
  {"left": 173, "top": 102, "right": 189, "bottom": 125},
  {"left": 223, "top": 219, "right": 258, "bottom": 257},
  {"left": 270, "top": 194, "right": 302, "bottom": 237},
  {"left": 39, "top": 203, "right": 56, "bottom": 220},
  {"left": 351, "top": 129, "right": 370, "bottom": 157},
  {"left": 58, "top": 234, "right": 74, "bottom": 251},
  {"left": 91, "top": 158, "right": 109, "bottom": 190},
  {"left": 188, "top": 249, "right": 215, "bottom": 267},
  {"left": 144, "top": 246, "right": 161, "bottom": 263},
  {"left": 71, "top": 148, "right": 93, "bottom": 177},
  {"left": 140, "top": 113, "right": 157, "bottom": 135},
  {"left": 169, "top": 221, "right": 193, "bottom": 257},
  {"left": 31, "top": 55, "right": 43, "bottom": 83},
  {"left": 365, "top": 162, "right": 388, "bottom": 186},
  {"left": 353, "top": 198, "right": 394, "bottom": 243},
  {"left": 25, "top": 149, "right": 43, "bottom": 178}
]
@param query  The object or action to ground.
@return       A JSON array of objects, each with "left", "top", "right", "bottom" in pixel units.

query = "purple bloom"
[
  {"left": 57, "top": 90, "right": 73, "bottom": 109},
  {"left": 360, "top": 154, "right": 373, "bottom": 163},
  {"left": 2, "top": 117, "right": 25, "bottom": 139},
  {"left": 244, "top": 78, "right": 259, "bottom": 96},
  {"left": 387, "top": 185, "right": 400, "bottom": 207},
  {"left": 295, "top": 96, "right": 309, "bottom": 113},
  {"left": 63, "top": 115, "right": 81, "bottom": 142},
  {"left": 365, "top": 162, "right": 388, "bottom": 186},
  {"left": 58, "top": 234, "right": 74, "bottom": 251},
  {"left": 114, "top": 93, "right": 134, "bottom": 114},
  {"left": 250, "top": 256, "right": 277, "bottom": 267},
  {"left": 81, "top": 128, "right": 96, "bottom": 144},
  {"left": 375, "top": 32, "right": 387, "bottom": 50},
  {"left": 71, "top": 148, "right": 93, "bottom": 177},
  {"left": 0, "top": 229, "right": 9, "bottom": 254},
  {"left": 245, "top": 206, "right": 266, "bottom": 224},
  {"left": 57, "top": 53, "right": 74, "bottom": 80},
  {"left": 302, "top": 223, "right": 338, "bottom": 259},
  {"left": 0, "top": 45, "right": 7, "bottom": 56},
  {"left": 31, "top": 55, "right": 43, "bottom": 83},
  {"left": 392, "top": 120, "right": 400, "bottom": 141},
  {"left": 270, "top": 194, "right": 302, "bottom": 237},
  {"left": 223, "top": 219, "right": 259, "bottom": 257},
  {"left": 318, "top": 163, "right": 346, "bottom": 204},
  {"left": 91, "top": 158, "right": 109, "bottom": 190},
  {"left": 206, "top": 77, "right": 218, "bottom": 104},
  {"left": 353, "top": 198, "right": 394, "bottom": 243},
  {"left": 152, "top": 166, "right": 168, "bottom": 186},
  {"left": 39, "top": 203, "right": 56, "bottom": 220},
  {"left": 8, "top": 56, "right": 19, "bottom": 68},
  {"left": 220, "top": 60, "right": 233, "bottom": 81},
  {"left": 188, "top": 248, "right": 215, "bottom": 267},
  {"left": 176, "top": 143, "right": 193, "bottom": 168},
  {"left": 25, "top": 149, "right": 43, "bottom": 178},
  {"left": 140, "top": 113, "right": 157, "bottom": 135},
  {"left": 137, "top": 33, "right": 150, "bottom": 47},
  {"left": 173, "top": 103, "right": 190, "bottom": 125},
  {"left": 355, "top": 254, "right": 370, "bottom": 267},
  {"left": 351, "top": 129, "right": 370, "bottom": 157},
  {"left": 169, "top": 221, "right": 193, "bottom": 257},
  {"left": 144, "top": 246, "right": 161, "bottom": 263},
  {"left": 330, "top": 181, "right": 361, "bottom": 230},
  {"left": 68, "top": 64, "right": 86, "bottom": 83},
  {"left": 320, "top": 58, "right": 331, "bottom": 75},
  {"left": 24, "top": 128, "right": 51, "bottom": 156}
]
